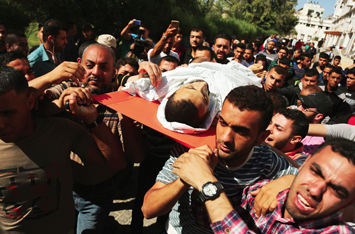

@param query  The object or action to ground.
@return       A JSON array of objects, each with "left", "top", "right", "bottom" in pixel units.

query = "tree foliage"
[{"left": 1, "top": 0, "right": 294, "bottom": 43}]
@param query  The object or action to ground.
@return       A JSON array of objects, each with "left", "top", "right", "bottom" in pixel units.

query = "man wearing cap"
[
  {"left": 297, "top": 89, "right": 333, "bottom": 155},
  {"left": 77, "top": 23, "right": 95, "bottom": 53},
  {"left": 148, "top": 25, "right": 179, "bottom": 65},
  {"left": 97, "top": 34, "right": 117, "bottom": 55}
]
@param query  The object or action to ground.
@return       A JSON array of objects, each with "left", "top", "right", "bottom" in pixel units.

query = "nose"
[
  {"left": 219, "top": 126, "right": 234, "bottom": 146},
  {"left": 196, "top": 82, "right": 208, "bottom": 92},
  {"left": 308, "top": 180, "right": 327, "bottom": 201},
  {"left": 92, "top": 64, "right": 100, "bottom": 76}
]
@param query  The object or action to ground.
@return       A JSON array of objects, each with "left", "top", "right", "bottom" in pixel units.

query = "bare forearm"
[
  {"left": 121, "top": 25, "right": 133, "bottom": 40},
  {"left": 308, "top": 124, "right": 326, "bottom": 137},
  {"left": 205, "top": 192, "right": 234, "bottom": 223},
  {"left": 142, "top": 180, "right": 190, "bottom": 219},
  {"left": 149, "top": 36, "right": 167, "bottom": 60}
]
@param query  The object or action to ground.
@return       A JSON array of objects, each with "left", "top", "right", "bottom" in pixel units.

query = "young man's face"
[
  {"left": 267, "top": 41, "right": 275, "bottom": 51},
  {"left": 301, "top": 75, "right": 318, "bottom": 88},
  {"left": 163, "top": 37, "right": 175, "bottom": 54},
  {"left": 347, "top": 74, "right": 355, "bottom": 90},
  {"left": 213, "top": 38, "right": 231, "bottom": 63},
  {"left": 7, "top": 59, "right": 35, "bottom": 81},
  {"left": 159, "top": 60, "right": 178, "bottom": 72},
  {"left": 0, "top": 89, "right": 34, "bottom": 143},
  {"left": 318, "top": 57, "right": 328, "bottom": 69},
  {"left": 54, "top": 30, "right": 68, "bottom": 52},
  {"left": 297, "top": 90, "right": 320, "bottom": 123},
  {"left": 216, "top": 100, "right": 267, "bottom": 166},
  {"left": 174, "top": 33, "right": 183, "bottom": 46},
  {"left": 37, "top": 26, "right": 43, "bottom": 44},
  {"left": 265, "top": 113, "right": 294, "bottom": 152},
  {"left": 285, "top": 145, "right": 355, "bottom": 220},
  {"left": 322, "top": 67, "right": 332, "bottom": 81},
  {"left": 8, "top": 37, "right": 28, "bottom": 56},
  {"left": 233, "top": 47, "right": 245, "bottom": 60},
  {"left": 243, "top": 49, "right": 253, "bottom": 62},
  {"left": 173, "top": 81, "right": 210, "bottom": 120},
  {"left": 277, "top": 49, "right": 287, "bottom": 59},
  {"left": 117, "top": 64, "right": 137, "bottom": 76},
  {"left": 190, "top": 31, "right": 203, "bottom": 49},
  {"left": 327, "top": 72, "right": 342, "bottom": 90},
  {"left": 333, "top": 58, "right": 341, "bottom": 66},
  {"left": 264, "top": 69, "right": 285, "bottom": 92},
  {"left": 79, "top": 45, "right": 116, "bottom": 95},
  {"left": 301, "top": 57, "right": 311, "bottom": 69}
]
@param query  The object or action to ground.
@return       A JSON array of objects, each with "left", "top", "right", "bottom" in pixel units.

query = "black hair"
[
  {"left": 158, "top": 55, "right": 180, "bottom": 66},
  {"left": 324, "top": 63, "right": 334, "bottom": 70},
  {"left": 214, "top": 33, "right": 232, "bottom": 45},
  {"left": 299, "top": 52, "right": 312, "bottom": 61},
  {"left": 303, "top": 68, "right": 319, "bottom": 79},
  {"left": 334, "top": 55, "right": 341, "bottom": 60},
  {"left": 245, "top": 43, "right": 255, "bottom": 54},
  {"left": 279, "top": 58, "right": 291, "bottom": 66},
  {"left": 38, "top": 23, "right": 44, "bottom": 31},
  {"left": 255, "top": 54, "right": 268, "bottom": 70},
  {"left": 276, "top": 108, "right": 309, "bottom": 139},
  {"left": 268, "top": 92, "right": 288, "bottom": 113},
  {"left": 115, "top": 57, "right": 139, "bottom": 71},
  {"left": 319, "top": 52, "right": 330, "bottom": 60},
  {"left": 270, "top": 65, "right": 287, "bottom": 78},
  {"left": 348, "top": 67, "right": 355, "bottom": 75},
  {"left": 42, "top": 19, "right": 66, "bottom": 42},
  {"left": 294, "top": 48, "right": 302, "bottom": 54},
  {"left": 0, "top": 52, "right": 27, "bottom": 66},
  {"left": 5, "top": 31, "right": 26, "bottom": 46},
  {"left": 278, "top": 47, "right": 288, "bottom": 54},
  {"left": 165, "top": 92, "right": 202, "bottom": 128},
  {"left": 253, "top": 41, "right": 262, "bottom": 50},
  {"left": 313, "top": 138, "right": 355, "bottom": 165},
  {"left": 235, "top": 43, "right": 246, "bottom": 49},
  {"left": 225, "top": 85, "right": 274, "bottom": 132},
  {"left": 0, "top": 66, "right": 28, "bottom": 95},
  {"left": 329, "top": 68, "right": 342, "bottom": 76},
  {"left": 191, "top": 28, "right": 204, "bottom": 37}
]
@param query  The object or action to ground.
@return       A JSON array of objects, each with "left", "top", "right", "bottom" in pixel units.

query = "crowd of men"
[{"left": 0, "top": 18, "right": 355, "bottom": 234}]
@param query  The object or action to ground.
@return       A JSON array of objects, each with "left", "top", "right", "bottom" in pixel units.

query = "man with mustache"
[{"left": 212, "top": 33, "right": 231, "bottom": 64}]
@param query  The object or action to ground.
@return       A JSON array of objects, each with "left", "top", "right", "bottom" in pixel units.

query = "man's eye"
[{"left": 86, "top": 64, "right": 93, "bottom": 69}]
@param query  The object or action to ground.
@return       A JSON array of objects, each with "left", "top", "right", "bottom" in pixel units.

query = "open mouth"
[{"left": 294, "top": 192, "right": 315, "bottom": 213}]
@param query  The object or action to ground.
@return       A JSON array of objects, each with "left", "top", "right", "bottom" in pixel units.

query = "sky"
[{"left": 296, "top": 0, "right": 337, "bottom": 18}]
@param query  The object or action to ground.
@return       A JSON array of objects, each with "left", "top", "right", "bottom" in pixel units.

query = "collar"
[
  {"left": 218, "top": 147, "right": 254, "bottom": 171},
  {"left": 285, "top": 143, "right": 304, "bottom": 157}
]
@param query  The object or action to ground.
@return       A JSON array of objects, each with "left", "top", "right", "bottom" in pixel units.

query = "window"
[{"left": 306, "top": 24, "right": 310, "bottom": 27}]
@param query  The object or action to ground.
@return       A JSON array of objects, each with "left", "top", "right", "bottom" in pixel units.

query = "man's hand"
[
  {"left": 164, "top": 25, "right": 178, "bottom": 39},
  {"left": 47, "top": 61, "right": 86, "bottom": 84},
  {"left": 250, "top": 174, "right": 295, "bottom": 217},
  {"left": 138, "top": 61, "right": 162, "bottom": 87},
  {"left": 68, "top": 93, "right": 98, "bottom": 124},
  {"left": 172, "top": 152, "right": 218, "bottom": 190},
  {"left": 187, "top": 145, "right": 218, "bottom": 170},
  {"left": 56, "top": 87, "right": 92, "bottom": 111},
  {"left": 128, "top": 19, "right": 137, "bottom": 28}
]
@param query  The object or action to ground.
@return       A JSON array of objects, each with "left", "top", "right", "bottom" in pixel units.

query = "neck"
[
  {"left": 43, "top": 42, "right": 57, "bottom": 58},
  {"left": 221, "top": 151, "right": 251, "bottom": 168}
]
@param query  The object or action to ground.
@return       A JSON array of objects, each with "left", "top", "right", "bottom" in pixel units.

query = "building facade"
[
  {"left": 294, "top": 1, "right": 333, "bottom": 45},
  {"left": 324, "top": 0, "right": 355, "bottom": 58}
]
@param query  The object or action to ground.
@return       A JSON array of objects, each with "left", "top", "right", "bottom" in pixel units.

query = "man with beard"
[
  {"left": 258, "top": 40, "right": 278, "bottom": 64},
  {"left": 43, "top": 43, "right": 160, "bottom": 233},
  {"left": 172, "top": 138, "right": 355, "bottom": 234},
  {"left": 212, "top": 33, "right": 231, "bottom": 64},
  {"left": 293, "top": 53, "right": 312, "bottom": 80},
  {"left": 183, "top": 28, "right": 204, "bottom": 64},
  {"left": 142, "top": 85, "right": 298, "bottom": 234},
  {"left": 229, "top": 43, "right": 249, "bottom": 67},
  {"left": 243, "top": 44, "right": 254, "bottom": 66},
  {"left": 148, "top": 24, "right": 179, "bottom": 65},
  {"left": 313, "top": 52, "right": 330, "bottom": 75},
  {"left": 28, "top": 19, "right": 68, "bottom": 77},
  {"left": 265, "top": 109, "right": 309, "bottom": 166}
]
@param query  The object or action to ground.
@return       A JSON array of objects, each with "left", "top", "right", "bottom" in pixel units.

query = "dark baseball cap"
[
  {"left": 82, "top": 23, "right": 93, "bottom": 31},
  {"left": 297, "top": 92, "right": 333, "bottom": 115}
]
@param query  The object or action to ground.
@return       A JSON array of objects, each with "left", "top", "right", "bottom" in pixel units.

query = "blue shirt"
[{"left": 28, "top": 44, "right": 62, "bottom": 78}]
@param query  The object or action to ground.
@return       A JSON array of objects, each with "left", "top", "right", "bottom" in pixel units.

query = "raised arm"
[
  {"left": 148, "top": 25, "right": 177, "bottom": 60},
  {"left": 121, "top": 19, "right": 136, "bottom": 41}
]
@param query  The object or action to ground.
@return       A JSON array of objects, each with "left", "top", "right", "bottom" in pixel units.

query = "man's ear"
[
  {"left": 77, "top": 57, "right": 82, "bottom": 64},
  {"left": 26, "top": 91, "right": 35, "bottom": 111},
  {"left": 5, "top": 44, "right": 11, "bottom": 51},
  {"left": 256, "top": 130, "right": 270, "bottom": 145},
  {"left": 290, "top": 135, "right": 302, "bottom": 145},
  {"left": 314, "top": 113, "right": 323, "bottom": 122}
]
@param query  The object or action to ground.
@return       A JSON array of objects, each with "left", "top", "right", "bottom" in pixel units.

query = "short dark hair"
[
  {"left": 313, "top": 138, "right": 355, "bottom": 165},
  {"left": 253, "top": 41, "right": 262, "bottom": 50},
  {"left": 279, "top": 58, "right": 291, "bottom": 66},
  {"left": 303, "top": 84, "right": 322, "bottom": 93},
  {"left": 348, "top": 67, "right": 355, "bottom": 75},
  {"left": 276, "top": 109, "right": 309, "bottom": 139},
  {"left": 42, "top": 19, "right": 66, "bottom": 42},
  {"left": 235, "top": 43, "right": 246, "bottom": 50},
  {"left": 319, "top": 52, "right": 330, "bottom": 60},
  {"left": 268, "top": 92, "right": 288, "bottom": 113},
  {"left": 330, "top": 68, "right": 342, "bottom": 76},
  {"left": 5, "top": 31, "right": 26, "bottom": 46},
  {"left": 245, "top": 44, "right": 254, "bottom": 54},
  {"left": 115, "top": 57, "right": 139, "bottom": 71},
  {"left": 225, "top": 85, "right": 274, "bottom": 132},
  {"left": 303, "top": 69, "right": 319, "bottom": 79},
  {"left": 158, "top": 55, "right": 180, "bottom": 66},
  {"left": 270, "top": 65, "right": 287, "bottom": 78},
  {"left": 196, "top": 46, "right": 215, "bottom": 61},
  {"left": 38, "top": 23, "right": 44, "bottom": 31},
  {"left": 278, "top": 47, "right": 288, "bottom": 54},
  {"left": 78, "top": 40, "right": 98, "bottom": 59},
  {"left": 299, "top": 52, "right": 312, "bottom": 61},
  {"left": 0, "top": 52, "right": 27, "bottom": 66},
  {"left": 255, "top": 54, "right": 268, "bottom": 69},
  {"left": 324, "top": 63, "right": 334, "bottom": 70},
  {"left": 191, "top": 28, "right": 203, "bottom": 37},
  {"left": 0, "top": 66, "right": 28, "bottom": 95},
  {"left": 334, "top": 55, "right": 341, "bottom": 60},
  {"left": 165, "top": 92, "right": 202, "bottom": 128},
  {"left": 214, "top": 33, "right": 231, "bottom": 45},
  {"left": 288, "top": 49, "right": 294, "bottom": 56},
  {"left": 65, "top": 21, "right": 76, "bottom": 32},
  {"left": 294, "top": 48, "right": 302, "bottom": 54}
]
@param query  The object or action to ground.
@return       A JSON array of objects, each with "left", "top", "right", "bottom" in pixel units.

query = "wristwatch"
[
  {"left": 197, "top": 181, "right": 224, "bottom": 203},
  {"left": 84, "top": 114, "right": 104, "bottom": 129}
]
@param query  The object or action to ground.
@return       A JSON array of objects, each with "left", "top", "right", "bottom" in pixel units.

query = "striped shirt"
[
  {"left": 156, "top": 143, "right": 298, "bottom": 234},
  {"left": 211, "top": 180, "right": 354, "bottom": 234}
]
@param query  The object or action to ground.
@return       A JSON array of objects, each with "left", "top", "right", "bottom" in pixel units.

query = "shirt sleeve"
[
  {"left": 325, "top": 124, "right": 355, "bottom": 141},
  {"left": 211, "top": 210, "right": 257, "bottom": 234},
  {"left": 156, "top": 156, "right": 179, "bottom": 184},
  {"left": 269, "top": 150, "right": 299, "bottom": 179}
]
